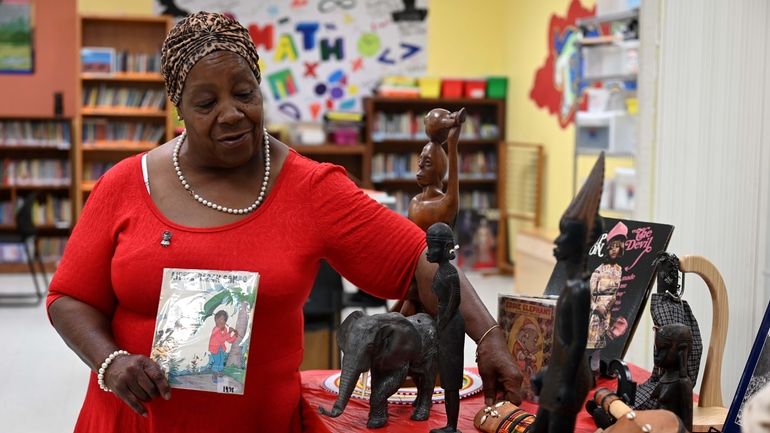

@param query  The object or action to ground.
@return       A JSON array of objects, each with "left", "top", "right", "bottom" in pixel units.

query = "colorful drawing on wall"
[
  {"left": 0, "top": 1, "right": 34, "bottom": 74},
  {"left": 154, "top": 0, "right": 429, "bottom": 122},
  {"left": 529, "top": 0, "right": 596, "bottom": 128}
]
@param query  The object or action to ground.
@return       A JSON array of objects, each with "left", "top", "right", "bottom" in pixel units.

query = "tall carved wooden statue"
[
  {"left": 408, "top": 108, "right": 465, "bottom": 232},
  {"left": 533, "top": 153, "right": 605, "bottom": 433},
  {"left": 426, "top": 222, "right": 465, "bottom": 433}
]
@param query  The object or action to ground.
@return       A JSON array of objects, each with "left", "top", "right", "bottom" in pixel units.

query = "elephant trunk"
[{"left": 318, "top": 356, "right": 362, "bottom": 418}]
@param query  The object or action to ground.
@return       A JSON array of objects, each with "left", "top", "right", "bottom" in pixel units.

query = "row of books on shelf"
[
  {"left": 82, "top": 120, "right": 165, "bottom": 145},
  {"left": 371, "top": 151, "right": 497, "bottom": 181},
  {"left": 0, "top": 195, "right": 72, "bottom": 228},
  {"left": 81, "top": 47, "right": 162, "bottom": 75},
  {"left": 0, "top": 121, "right": 71, "bottom": 149},
  {"left": 0, "top": 236, "right": 67, "bottom": 264},
  {"left": 382, "top": 190, "right": 496, "bottom": 216},
  {"left": 82, "top": 85, "right": 166, "bottom": 111},
  {"left": 1, "top": 159, "right": 71, "bottom": 187},
  {"left": 371, "top": 111, "right": 499, "bottom": 142},
  {"left": 83, "top": 162, "right": 116, "bottom": 181}
]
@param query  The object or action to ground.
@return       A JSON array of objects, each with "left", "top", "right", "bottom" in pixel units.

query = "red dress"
[{"left": 47, "top": 150, "right": 426, "bottom": 432}]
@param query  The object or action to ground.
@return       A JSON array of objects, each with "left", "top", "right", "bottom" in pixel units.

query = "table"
[{"left": 300, "top": 366, "right": 651, "bottom": 433}]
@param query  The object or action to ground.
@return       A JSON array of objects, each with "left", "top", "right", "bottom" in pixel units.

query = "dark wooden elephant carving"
[{"left": 318, "top": 310, "right": 438, "bottom": 428}]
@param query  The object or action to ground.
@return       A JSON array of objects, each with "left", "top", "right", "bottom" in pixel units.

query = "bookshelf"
[
  {"left": 0, "top": 117, "right": 73, "bottom": 271},
  {"left": 364, "top": 96, "right": 507, "bottom": 272},
  {"left": 75, "top": 15, "right": 173, "bottom": 217}
]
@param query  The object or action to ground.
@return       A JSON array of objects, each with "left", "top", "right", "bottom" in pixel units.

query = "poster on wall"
[
  {"left": 0, "top": 0, "right": 34, "bottom": 74},
  {"left": 154, "top": 0, "right": 429, "bottom": 123}
]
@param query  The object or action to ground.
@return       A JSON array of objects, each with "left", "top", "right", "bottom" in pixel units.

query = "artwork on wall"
[
  {"left": 154, "top": 0, "right": 429, "bottom": 122},
  {"left": 0, "top": 0, "right": 34, "bottom": 74},
  {"left": 529, "top": 0, "right": 596, "bottom": 128}
]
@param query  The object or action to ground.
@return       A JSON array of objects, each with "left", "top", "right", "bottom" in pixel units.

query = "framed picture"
[
  {"left": 723, "top": 300, "right": 770, "bottom": 432},
  {"left": 81, "top": 47, "right": 116, "bottom": 74},
  {"left": 0, "top": 1, "right": 34, "bottom": 74}
]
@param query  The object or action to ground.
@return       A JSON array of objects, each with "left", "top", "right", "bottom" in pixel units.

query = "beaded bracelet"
[
  {"left": 475, "top": 324, "right": 501, "bottom": 362},
  {"left": 97, "top": 350, "right": 129, "bottom": 392}
]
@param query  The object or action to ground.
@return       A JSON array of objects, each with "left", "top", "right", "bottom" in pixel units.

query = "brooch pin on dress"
[{"left": 160, "top": 231, "right": 172, "bottom": 247}]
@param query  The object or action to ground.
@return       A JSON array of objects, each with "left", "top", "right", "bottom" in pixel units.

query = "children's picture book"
[
  {"left": 150, "top": 268, "right": 258, "bottom": 395},
  {"left": 80, "top": 47, "right": 116, "bottom": 74},
  {"left": 497, "top": 294, "right": 558, "bottom": 402},
  {"left": 544, "top": 218, "right": 674, "bottom": 366}
]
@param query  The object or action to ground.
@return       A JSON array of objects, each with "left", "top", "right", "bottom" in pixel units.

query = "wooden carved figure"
[
  {"left": 651, "top": 323, "right": 693, "bottom": 432},
  {"left": 533, "top": 153, "right": 605, "bottom": 433},
  {"left": 408, "top": 108, "right": 466, "bottom": 232},
  {"left": 426, "top": 222, "right": 465, "bottom": 433},
  {"left": 318, "top": 311, "right": 438, "bottom": 429}
]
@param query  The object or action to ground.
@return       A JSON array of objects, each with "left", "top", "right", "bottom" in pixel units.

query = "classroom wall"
[{"left": 0, "top": 0, "right": 77, "bottom": 118}]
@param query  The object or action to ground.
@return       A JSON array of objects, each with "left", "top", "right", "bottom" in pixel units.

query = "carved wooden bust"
[{"left": 408, "top": 108, "right": 465, "bottom": 231}]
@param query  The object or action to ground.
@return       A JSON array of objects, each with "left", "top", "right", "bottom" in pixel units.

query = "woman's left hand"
[{"left": 477, "top": 326, "right": 524, "bottom": 405}]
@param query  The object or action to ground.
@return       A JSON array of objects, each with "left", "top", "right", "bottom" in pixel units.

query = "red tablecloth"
[{"left": 300, "top": 365, "right": 651, "bottom": 433}]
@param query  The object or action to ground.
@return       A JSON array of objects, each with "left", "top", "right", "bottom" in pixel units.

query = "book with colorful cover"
[
  {"left": 497, "top": 294, "right": 558, "bottom": 401},
  {"left": 150, "top": 268, "right": 258, "bottom": 395},
  {"left": 544, "top": 217, "right": 674, "bottom": 366}
]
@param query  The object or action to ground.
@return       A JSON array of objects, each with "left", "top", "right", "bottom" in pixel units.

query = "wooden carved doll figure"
[
  {"left": 533, "top": 153, "right": 605, "bottom": 433},
  {"left": 426, "top": 222, "right": 465, "bottom": 433},
  {"left": 651, "top": 323, "right": 694, "bottom": 432},
  {"left": 408, "top": 108, "right": 465, "bottom": 232}
]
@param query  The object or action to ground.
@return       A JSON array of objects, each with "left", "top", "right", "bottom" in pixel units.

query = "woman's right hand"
[{"left": 104, "top": 354, "right": 171, "bottom": 416}]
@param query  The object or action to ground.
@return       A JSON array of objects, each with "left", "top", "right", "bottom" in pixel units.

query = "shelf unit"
[
  {"left": 0, "top": 117, "right": 74, "bottom": 272},
  {"left": 574, "top": 8, "right": 640, "bottom": 217},
  {"left": 365, "top": 96, "right": 508, "bottom": 271},
  {"left": 75, "top": 15, "right": 173, "bottom": 217}
]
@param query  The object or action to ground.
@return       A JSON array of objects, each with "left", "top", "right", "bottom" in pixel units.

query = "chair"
[
  {"left": 0, "top": 192, "right": 49, "bottom": 306},
  {"left": 303, "top": 260, "right": 344, "bottom": 369},
  {"left": 679, "top": 255, "right": 729, "bottom": 432}
]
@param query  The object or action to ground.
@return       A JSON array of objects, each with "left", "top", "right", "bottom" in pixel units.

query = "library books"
[
  {"left": 150, "top": 268, "right": 259, "bottom": 395},
  {"left": 0, "top": 120, "right": 71, "bottom": 149},
  {"left": 497, "top": 294, "right": 558, "bottom": 401}
]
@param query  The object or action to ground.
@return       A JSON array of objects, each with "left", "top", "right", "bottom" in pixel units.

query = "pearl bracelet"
[{"left": 97, "top": 350, "right": 129, "bottom": 392}]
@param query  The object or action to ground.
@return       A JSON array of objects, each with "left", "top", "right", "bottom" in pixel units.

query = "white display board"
[{"left": 155, "top": 0, "right": 429, "bottom": 122}]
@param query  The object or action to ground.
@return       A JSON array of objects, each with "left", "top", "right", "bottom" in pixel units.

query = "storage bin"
[
  {"left": 486, "top": 77, "right": 508, "bottom": 99},
  {"left": 464, "top": 80, "right": 486, "bottom": 99},
  {"left": 418, "top": 77, "right": 441, "bottom": 98},
  {"left": 441, "top": 79, "right": 463, "bottom": 98}
]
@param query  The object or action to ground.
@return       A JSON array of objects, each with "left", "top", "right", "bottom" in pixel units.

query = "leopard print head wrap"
[{"left": 161, "top": 11, "right": 261, "bottom": 106}]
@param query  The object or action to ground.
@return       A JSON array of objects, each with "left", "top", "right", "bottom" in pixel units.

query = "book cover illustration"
[
  {"left": 497, "top": 294, "right": 558, "bottom": 401},
  {"left": 584, "top": 218, "right": 674, "bottom": 364},
  {"left": 150, "top": 268, "right": 258, "bottom": 395}
]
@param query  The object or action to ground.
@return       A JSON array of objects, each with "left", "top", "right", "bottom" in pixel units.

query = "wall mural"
[
  {"left": 529, "top": 0, "right": 596, "bottom": 128},
  {"left": 155, "top": 0, "right": 429, "bottom": 122}
]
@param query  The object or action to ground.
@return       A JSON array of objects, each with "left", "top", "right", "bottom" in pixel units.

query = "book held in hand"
[{"left": 150, "top": 268, "right": 258, "bottom": 395}]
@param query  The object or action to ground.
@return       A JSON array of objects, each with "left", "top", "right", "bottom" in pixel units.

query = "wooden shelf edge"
[
  {"left": 80, "top": 14, "right": 171, "bottom": 24},
  {"left": 0, "top": 184, "right": 71, "bottom": 191},
  {"left": 82, "top": 142, "right": 156, "bottom": 152},
  {"left": 291, "top": 144, "right": 366, "bottom": 155},
  {"left": 81, "top": 72, "right": 164, "bottom": 82},
  {"left": 0, "top": 261, "right": 59, "bottom": 273},
  {"left": 367, "top": 96, "right": 505, "bottom": 105},
  {"left": 80, "top": 107, "right": 167, "bottom": 117}
]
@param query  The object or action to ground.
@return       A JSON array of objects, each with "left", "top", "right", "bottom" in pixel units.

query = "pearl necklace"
[{"left": 172, "top": 128, "right": 271, "bottom": 214}]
